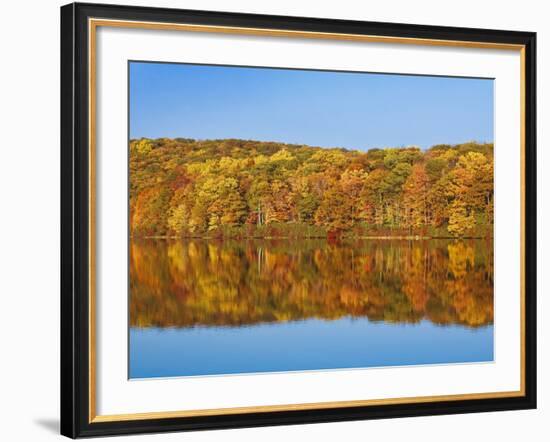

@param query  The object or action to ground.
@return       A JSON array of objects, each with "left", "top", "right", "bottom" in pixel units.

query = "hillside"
[{"left": 129, "top": 138, "right": 494, "bottom": 238}]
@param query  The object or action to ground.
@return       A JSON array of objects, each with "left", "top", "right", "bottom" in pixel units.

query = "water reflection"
[{"left": 129, "top": 239, "right": 493, "bottom": 329}]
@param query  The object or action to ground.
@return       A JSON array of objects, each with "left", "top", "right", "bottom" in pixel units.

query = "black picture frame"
[{"left": 61, "top": 2, "right": 537, "bottom": 438}]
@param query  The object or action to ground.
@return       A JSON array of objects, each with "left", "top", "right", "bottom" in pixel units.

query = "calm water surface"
[{"left": 129, "top": 238, "right": 493, "bottom": 378}]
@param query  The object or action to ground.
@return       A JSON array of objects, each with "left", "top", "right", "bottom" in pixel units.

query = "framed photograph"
[{"left": 60, "top": 2, "right": 536, "bottom": 438}]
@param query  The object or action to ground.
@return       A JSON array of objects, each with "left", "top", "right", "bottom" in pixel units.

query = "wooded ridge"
[{"left": 130, "top": 138, "right": 494, "bottom": 239}]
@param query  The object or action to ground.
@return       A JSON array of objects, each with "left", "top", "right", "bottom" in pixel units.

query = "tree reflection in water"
[{"left": 129, "top": 239, "right": 493, "bottom": 329}]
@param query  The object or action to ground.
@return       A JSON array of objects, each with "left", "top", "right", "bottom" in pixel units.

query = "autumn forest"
[
  {"left": 130, "top": 138, "right": 494, "bottom": 238},
  {"left": 128, "top": 63, "right": 496, "bottom": 378}
]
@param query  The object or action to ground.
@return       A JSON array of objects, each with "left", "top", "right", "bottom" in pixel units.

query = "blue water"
[{"left": 129, "top": 318, "right": 493, "bottom": 379}]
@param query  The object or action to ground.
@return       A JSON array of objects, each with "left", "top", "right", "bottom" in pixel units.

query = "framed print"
[{"left": 60, "top": 2, "right": 537, "bottom": 438}]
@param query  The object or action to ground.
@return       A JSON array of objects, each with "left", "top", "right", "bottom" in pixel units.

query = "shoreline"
[{"left": 132, "top": 235, "right": 491, "bottom": 241}]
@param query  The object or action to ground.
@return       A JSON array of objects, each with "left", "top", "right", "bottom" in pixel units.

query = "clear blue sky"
[{"left": 129, "top": 61, "right": 493, "bottom": 150}]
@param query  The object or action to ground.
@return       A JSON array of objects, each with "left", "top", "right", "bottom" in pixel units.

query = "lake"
[{"left": 129, "top": 238, "right": 494, "bottom": 378}]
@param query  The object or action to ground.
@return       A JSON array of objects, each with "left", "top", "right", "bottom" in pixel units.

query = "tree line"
[{"left": 130, "top": 138, "right": 493, "bottom": 238}]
